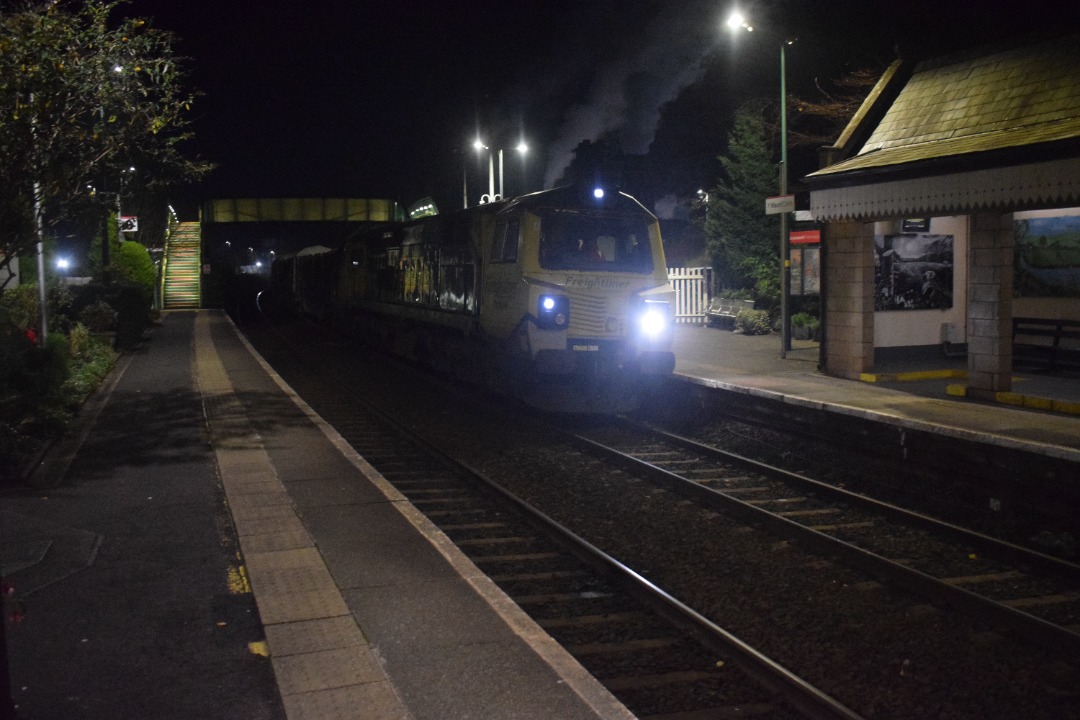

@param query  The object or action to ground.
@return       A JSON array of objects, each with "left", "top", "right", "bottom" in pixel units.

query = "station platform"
[
  {"left": 2, "top": 311, "right": 1078, "bottom": 720},
  {"left": 2, "top": 311, "right": 632, "bottom": 720},
  {"left": 671, "top": 324, "right": 1080, "bottom": 463}
]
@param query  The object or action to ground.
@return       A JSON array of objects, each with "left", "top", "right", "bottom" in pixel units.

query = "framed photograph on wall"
[{"left": 874, "top": 234, "right": 954, "bottom": 310}]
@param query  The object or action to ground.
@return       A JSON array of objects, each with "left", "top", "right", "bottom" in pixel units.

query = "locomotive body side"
[
  {"left": 329, "top": 206, "right": 493, "bottom": 376},
  {"left": 273, "top": 185, "right": 675, "bottom": 411}
]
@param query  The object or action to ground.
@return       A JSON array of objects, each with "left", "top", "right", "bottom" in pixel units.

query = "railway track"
[
  {"left": 558, "top": 418, "right": 1080, "bottom": 658},
  {"left": 241, "top": 318, "right": 860, "bottom": 719},
  {"left": 240, "top": 315, "right": 1080, "bottom": 718}
]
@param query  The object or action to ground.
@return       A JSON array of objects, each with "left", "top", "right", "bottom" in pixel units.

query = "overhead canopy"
[{"left": 806, "top": 33, "right": 1080, "bottom": 221}]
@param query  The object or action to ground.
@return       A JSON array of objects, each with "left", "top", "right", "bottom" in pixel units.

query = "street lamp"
[
  {"left": 514, "top": 141, "right": 529, "bottom": 195},
  {"left": 473, "top": 139, "right": 495, "bottom": 202},
  {"left": 472, "top": 138, "right": 529, "bottom": 204},
  {"left": 727, "top": 10, "right": 794, "bottom": 358}
]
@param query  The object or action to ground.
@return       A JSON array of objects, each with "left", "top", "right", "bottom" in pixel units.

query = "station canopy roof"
[{"left": 806, "top": 32, "right": 1080, "bottom": 221}]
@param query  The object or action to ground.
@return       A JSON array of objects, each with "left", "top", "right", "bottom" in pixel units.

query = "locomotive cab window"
[
  {"left": 491, "top": 220, "right": 520, "bottom": 262},
  {"left": 538, "top": 210, "right": 653, "bottom": 273}
]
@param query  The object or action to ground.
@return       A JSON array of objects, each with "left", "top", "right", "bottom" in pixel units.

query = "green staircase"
[{"left": 162, "top": 222, "right": 202, "bottom": 309}]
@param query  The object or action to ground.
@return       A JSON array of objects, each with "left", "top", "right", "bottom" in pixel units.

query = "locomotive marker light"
[{"left": 537, "top": 294, "right": 570, "bottom": 329}]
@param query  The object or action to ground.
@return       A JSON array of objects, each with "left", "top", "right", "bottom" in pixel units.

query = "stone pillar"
[
  {"left": 967, "top": 211, "right": 1014, "bottom": 397},
  {"left": 823, "top": 220, "right": 875, "bottom": 379}
]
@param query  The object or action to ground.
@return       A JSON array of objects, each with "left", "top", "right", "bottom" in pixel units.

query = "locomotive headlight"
[
  {"left": 637, "top": 301, "right": 671, "bottom": 339},
  {"left": 537, "top": 294, "right": 569, "bottom": 329}
]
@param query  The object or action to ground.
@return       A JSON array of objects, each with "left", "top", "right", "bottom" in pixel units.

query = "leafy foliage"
[
  {"left": 704, "top": 102, "right": 781, "bottom": 305},
  {"left": 0, "top": 0, "right": 209, "bottom": 288},
  {"left": 0, "top": 318, "right": 116, "bottom": 481},
  {"left": 734, "top": 309, "right": 772, "bottom": 335},
  {"left": 113, "top": 239, "right": 156, "bottom": 288}
]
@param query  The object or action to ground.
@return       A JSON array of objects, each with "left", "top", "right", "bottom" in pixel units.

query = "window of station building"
[{"left": 491, "top": 220, "right": 520, "bottom": 263}]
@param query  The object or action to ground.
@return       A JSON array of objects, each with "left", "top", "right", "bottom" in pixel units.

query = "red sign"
[{"left": 789, "top": 229, "right": 820, "bottom": 245}]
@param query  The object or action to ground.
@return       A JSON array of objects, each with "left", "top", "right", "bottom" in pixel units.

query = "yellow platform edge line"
[
  {"left": 864, "top": 375, "right": 1080, "bottom": 416},
  {"left": 860, "top": 369, "right": 967, "bottom": 383}
]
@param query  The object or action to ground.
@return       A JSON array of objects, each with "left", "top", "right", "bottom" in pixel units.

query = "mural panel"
[{"left": 1014, "top": 216, "right": 1080, "bottom": 298}]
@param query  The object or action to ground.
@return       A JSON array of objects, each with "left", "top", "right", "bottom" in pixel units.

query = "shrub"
[
  {"left": 63, "top": 329, "right": 117, "bottom": 401},
  {"left": 78, "top": 300, "right": 117, "bottom": 333},
  {"left": 734, "top": 309, "right": 771, "bottom": 335},
  {"left": 717, "top": 287, "right": 754, "bottom": 300},
  {"left": 0, "top": 285, "right": 40, "bottom": 329},
  {"left": 0, "top": 324, "right": 117, "bottom": 481},
  {"left": 113, "top": 241, "right": 157, "bottom": 290},
  {"left": 790, "top": 312, "right": 820, "bottom": 330},
  {"left": 790, "top": 312, "right": 821, "bottom": 340},
  {"left": 68, "top": 322, "right": 93, "bottom": 360},
  {"left": 0, "top": 310, "right": 37, "bottom": 416}
]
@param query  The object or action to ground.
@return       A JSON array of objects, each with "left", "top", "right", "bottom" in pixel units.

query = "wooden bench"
[
  {"left": 706, "top": 297, "right": 756, "bottom": 328},
  {"left": 1012, "top": 317, "right": 1080, "bottom": 371}
]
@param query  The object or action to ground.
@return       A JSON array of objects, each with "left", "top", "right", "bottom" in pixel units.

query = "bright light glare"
[
  {"left": 541, "top": 296, "right": 556, "bottom": 311},
  {"left": 726, "top": 11, "right": 752, "bottom": 31},
  {"left": 593, "top": 187, "right": 604, "bottom": 199},
  {"left": 473, "top": 139, "right": 487, "bottom": 151},
  {"left": 56, "top": 258, "right": 70, "bottom": 270},
  {"left": 516, "top": 142, "right": 529, "bottom": 154},
  {"left": 639, "top": 308, "right": 668, "bottom": 337}
]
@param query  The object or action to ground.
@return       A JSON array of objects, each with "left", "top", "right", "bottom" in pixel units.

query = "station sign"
[
  {"left": 765, "top": 195, "right": 795, "bottom": 215},
  {"left": 789, "top": 229, "right": 821, "bottom": 245},
  {"left": 118, "top": 216, "right": 138, "bottom": 232}
]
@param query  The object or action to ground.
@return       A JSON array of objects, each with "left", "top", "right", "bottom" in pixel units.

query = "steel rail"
[
  {"left": 421, "top": 451, "right": 866, "bottom": 720},
  {"left": 318, "top": 368, "right": 866, "bottom": 720},
  {"left": 564, "top": 422, "right": 1080, "bottom": 659}
]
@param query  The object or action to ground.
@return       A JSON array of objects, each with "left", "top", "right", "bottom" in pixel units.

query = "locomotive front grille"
[{"left": 567, "top": 293, "right": 613, "bottom": 336}]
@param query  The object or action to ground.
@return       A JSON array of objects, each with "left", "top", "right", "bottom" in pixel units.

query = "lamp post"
[
  {"left": 727, "top": 11, "right": 793, "bottom": 358},
  {"left": 117, "top": 166, "right": 135, "bottom": 236},
  {"left": 472, "top": 138, "right": 529, "bottom": 204}
]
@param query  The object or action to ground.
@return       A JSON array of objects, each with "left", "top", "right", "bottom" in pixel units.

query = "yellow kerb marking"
[{"left": 227, "top": 564, "right": 251, "bottom": 594}]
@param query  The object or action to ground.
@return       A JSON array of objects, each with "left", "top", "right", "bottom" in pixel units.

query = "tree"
[
  {"left": 788, "top": 67, "right": 883, "bottom": 151},
  {"left": 704, "top": 102, "right": 780, "bottom": 302},
  {"left": 0, "top": 0, "right": 209, "bottom": 293}
]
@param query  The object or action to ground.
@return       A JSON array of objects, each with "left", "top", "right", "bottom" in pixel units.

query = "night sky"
[{"left": 121, "top": 0, "right": 1078, "bottom": 215}]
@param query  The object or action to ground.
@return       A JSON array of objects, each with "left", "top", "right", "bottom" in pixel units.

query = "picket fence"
[{"left": 667, "top": 267, "right": 713, "bottom": 324}]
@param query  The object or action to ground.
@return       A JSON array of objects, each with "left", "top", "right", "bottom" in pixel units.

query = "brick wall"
[
  {"left": 967, "top": 211, "right": 1014, "bottom": 395},
  {"left": 823, "top": 220, "right": 875, "bottom": 378}
]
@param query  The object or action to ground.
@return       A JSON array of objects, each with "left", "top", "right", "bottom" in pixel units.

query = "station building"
[{"left": 805, "top": 32, "right": 1080, "bottom": 399}]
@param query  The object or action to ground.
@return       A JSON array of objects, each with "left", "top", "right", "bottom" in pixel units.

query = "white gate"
[{"left": 667, "top": 267, "right": 712, "bottom": 324}]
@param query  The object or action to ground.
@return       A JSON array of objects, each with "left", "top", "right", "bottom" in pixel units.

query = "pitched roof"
[{"left": 808, "top": 33, "right": 1080, "bottom": 180}]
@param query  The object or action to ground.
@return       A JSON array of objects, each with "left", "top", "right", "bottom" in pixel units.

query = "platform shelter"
[{"left": 805, "top": 32, "right": 1080, "bottom": 400}]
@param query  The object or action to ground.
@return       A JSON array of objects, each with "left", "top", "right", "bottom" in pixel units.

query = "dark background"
[{"left": 121, "top": 0, "right": 1079, "bottom": 216}]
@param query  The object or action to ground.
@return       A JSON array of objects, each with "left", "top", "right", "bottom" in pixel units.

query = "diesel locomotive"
[{"left": 272, "top": 184, "right": 676, "bottom": 412}]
